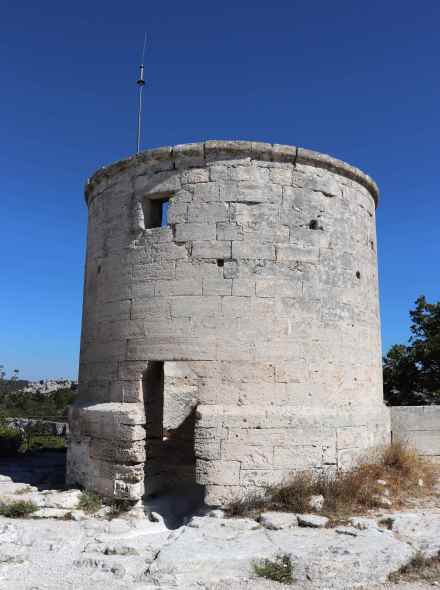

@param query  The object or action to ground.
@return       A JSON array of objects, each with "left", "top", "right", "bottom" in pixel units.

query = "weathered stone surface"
[
  {"left": 391, "top": 405, "right": 440, "bottom": 461},
  {"left": 350, "top": 516, "right": 379, "bottom": 530},
  {"left": 146, "top": 516, "right": 414, "bottom": 588},
  {"left": 208, "top": 509, "right": 225, "bottom": 519},
  {"left": 259, "top": 511, "right": 298, "bottom": 530},
  {"left": 389, "top": 511, "right": 440, "bottom": 557},
  {"left": 32, "top": 507, "right": 71, "bottom": 519},
  {"left": 4, "top": 510, "right": 440, "bottom": 589},
  {"left": 41, "top": 489, "right": 83, "bottom": 510},
  {"left": 0, "top": 480, "right": 36, "bottom": 496},
  {"left": 297, "top": 514, "right": 329, "bottom": 528}
]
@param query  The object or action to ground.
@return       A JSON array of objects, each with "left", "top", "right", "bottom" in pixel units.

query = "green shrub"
[
  {"left": 0, "top": 501, "right": 38, "bottom": 518},
  {"left": 78, "top": 490, "right": 102, "bottom": 514},
  {"left": 0, "top": 387, "right": 76, "bottom": 419},
  {"left": 253, "top": 553, "right": 295, "bottom": 584},
  {"left": 26, "top": 435, "right": 66, "bottom": 452}
]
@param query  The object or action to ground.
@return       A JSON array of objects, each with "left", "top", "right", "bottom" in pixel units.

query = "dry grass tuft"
[
  {"left": 227, "top": 492, "right": 270, "bottom": 520},
  {"left": 107, "top": 499, "right": 134, "bottom": 519},
  {"left": 226, "top": 441, "right": 438, "bottom": 520},
  {"left": 389, "top": 552, "right": 440, "bottom": 584}
]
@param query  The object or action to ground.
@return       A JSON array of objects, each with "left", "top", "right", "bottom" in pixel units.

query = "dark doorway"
[{"left": 142, "top": 361, "right": 205, "bottom": 527}]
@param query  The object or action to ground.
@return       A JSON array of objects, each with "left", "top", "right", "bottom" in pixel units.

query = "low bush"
[
  {"left": 253, "top": 553, "right": 295, "bottom": 584},
  {"left": 0, "top": 501, "right": 38, "bottom": 518},
  {"left": 78, "top": 490, "right": 102, "bottom": 514},
  {"left": 108, "top": 499, "right": 134, "bottom": 519},
  {"left": 226, "top": 442, "right": 437, "bottom": 520},
  {"left": 25, "top": 435, "right": 66, "bottom": 452},
  {"left": 227, "top": 492, "right": 271, "bottom": 519},
  {"left": 0, "top": 387, "right": 76, "bottom": 419}
]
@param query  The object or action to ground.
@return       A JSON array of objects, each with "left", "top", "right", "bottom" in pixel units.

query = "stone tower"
[{"left": 67, "top": 140, "right": 390, "bottom": 506}]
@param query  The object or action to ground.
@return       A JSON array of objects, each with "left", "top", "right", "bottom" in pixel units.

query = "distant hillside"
[
  {"left": 0, "top": 379, "right": 30, "bottom": 396},
  {"left": 0, "top": 379, "right": 77, "bottom": 397},
  {"left": 0, "top": 379, "right": 77, "bottom": 419}
]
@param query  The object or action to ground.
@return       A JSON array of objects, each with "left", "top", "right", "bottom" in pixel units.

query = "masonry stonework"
[
  {"left": 67, "top": 140, "right": 391, "bottom": 505},
  {"left": 391, "top": 406, "right": 440, "bottom": 463}
]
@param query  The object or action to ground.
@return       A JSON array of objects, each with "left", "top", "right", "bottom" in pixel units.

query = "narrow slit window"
[{"left": 143, "top": 195, "right": 170, "bottom": 229}]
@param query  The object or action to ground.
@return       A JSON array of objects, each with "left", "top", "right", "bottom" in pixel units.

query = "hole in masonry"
[
  {"left": 309, "top": 219, "right": 319, "bottom": 230},
  {"left": 356, "top": 271, "right": 361, "bottom": 280},
  {"left": 97, "top": 265, "right": 101, "bottom": 274},
  {"left": 143, "top": 195, "right": 170, "bottom": 229},
  {"left": 216, "top": 259, "right": 224, "bottom": 267}
]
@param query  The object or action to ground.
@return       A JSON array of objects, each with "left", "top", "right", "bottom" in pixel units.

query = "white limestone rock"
[
  {"left": 69, "top": 509, "right": 87, "bottom": 521},
  {"left": 146, "top": 518, "right": 414, "bottom": 588},
  {"left": 297, "top": 514, "right": 329, "bottom": 528},
  {"left": 208, "top": 509, "right": 225, "bottom": 519},
  {"left": 350, "top": 516, "right": 380, "bottom": 530},
  {"left": 1, "top": 507, "right": 435, "bottom": 589},
  {"left": 258, "top": 511, "right": 298, "bottom": 530},
  {"left": 308, "top": 494, "right": 325, "bottom": 512},
  {"left": 335, "top": 526, "right": 358, "bottom": 537},
  {"left": 42, "top": 489, "right": 83, "bottom": 510},
  {"left": 32, "top": 508, "right": 71, "bottom": 519},
  {"left": 390, "top": 511, "right": 440, "bottom": 558},
  {"left": 0, "top": 481, "right": 36, "bottom": 496}
]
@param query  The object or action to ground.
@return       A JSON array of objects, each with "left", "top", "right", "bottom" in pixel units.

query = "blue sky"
[{"left": 0, "top": 1, "right": 438, "bottom": 380}]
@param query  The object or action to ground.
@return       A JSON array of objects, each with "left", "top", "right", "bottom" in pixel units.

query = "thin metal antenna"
[{"left": 136, "top": 33, "right": 147, "bottom": 154}]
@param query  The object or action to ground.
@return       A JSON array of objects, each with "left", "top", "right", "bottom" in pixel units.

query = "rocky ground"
[{"left": 1, "top": 471, "right": 440, "bottom": 590}]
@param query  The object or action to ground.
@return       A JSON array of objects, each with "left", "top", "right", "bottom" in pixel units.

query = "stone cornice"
[{"left": 85, "top": 140, "right": 379, "bottom": 207}]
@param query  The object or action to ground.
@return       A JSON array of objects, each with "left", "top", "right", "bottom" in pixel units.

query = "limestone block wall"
[
  {"left": 391, "top": 406, "right": 440, "bottom": 463},
  {"left": 67, "top": 140, "right": 390, "bottom": 504}
]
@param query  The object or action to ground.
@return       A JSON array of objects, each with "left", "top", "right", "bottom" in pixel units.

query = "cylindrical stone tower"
[{"left": 67, "top": 140, "right": 390, "bottom": 506}]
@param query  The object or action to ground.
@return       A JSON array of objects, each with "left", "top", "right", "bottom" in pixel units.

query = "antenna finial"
[{"left": 136, "top": 33, "right": 148, "bottom": 154}]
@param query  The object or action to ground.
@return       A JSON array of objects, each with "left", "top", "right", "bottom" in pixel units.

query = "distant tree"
[
  {"left": 383, "top": 296, "right": 440, "bottom": 405},
  {"left": 0, "top": 366, "right": 5, "bottom": 381},
  {"left": 11, "top": 369, "right": 20, "bottom": 382}
]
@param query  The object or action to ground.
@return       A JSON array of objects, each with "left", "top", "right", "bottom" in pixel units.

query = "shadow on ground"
[
  {"left": 0, "top": 449, "right": 66, "bottom": 490},
  {"left": 144, "top": 482, "right": 206, "bottom": 529}
]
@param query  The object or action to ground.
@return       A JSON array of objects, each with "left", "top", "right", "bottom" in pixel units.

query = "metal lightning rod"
[{"left": 136, "top": 33, "right": 147, "bottom": 154}]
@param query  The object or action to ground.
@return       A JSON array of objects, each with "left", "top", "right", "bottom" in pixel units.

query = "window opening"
[{"left": 143, "top": 195, "right": 170, "bottom": 229}]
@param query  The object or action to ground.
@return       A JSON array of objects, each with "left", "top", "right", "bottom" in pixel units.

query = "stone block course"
[
  {"left": 216, "top": 222, "right": 243, "bottom": 241},
  {"left": 188, "top": 202, "right": 229, "bottom": 223},
  {"left": 174, "top": 222, "right": 217, "bottom": 242},
  {"left": 202, "top": 278, "right": 232, "bottom": 296},
  {"left": 191, "top": 240, "right": 231, "bottom": 259},
  {"left": 390, "top": 406, "right": 440, "bottom": 459}
]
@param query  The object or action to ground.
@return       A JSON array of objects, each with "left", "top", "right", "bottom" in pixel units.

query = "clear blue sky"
[{"left": 1, "top": 1, "right": 438, "bottom": 380}]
